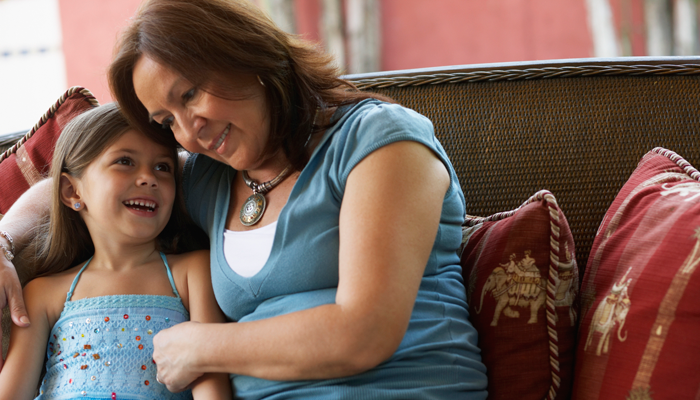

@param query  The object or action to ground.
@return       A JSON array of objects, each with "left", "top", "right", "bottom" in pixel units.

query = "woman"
[{"left": 0, "top": 0, "right": 487, "bottom": 398}]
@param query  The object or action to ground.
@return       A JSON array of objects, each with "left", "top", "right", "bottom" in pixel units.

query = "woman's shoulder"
[
  {"left": 182, "top": 152, "right": 233, "bottom": 180},
  {"left": 180, "top": 153, "right": 234, "bottom": 224},
  {"left": 320, "top": 100, "right": 438, "bottom": 175},
  {"left": 337, "top": 99, "right": 431, "bottom": 128},
  {"left": 331, "top": 99, "right": 435, "bottom": 147}
]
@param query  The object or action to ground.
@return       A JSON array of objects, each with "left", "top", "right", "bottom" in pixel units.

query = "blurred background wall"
[{"left": 1, "top": 0, "right": 698, "bottom": 137}]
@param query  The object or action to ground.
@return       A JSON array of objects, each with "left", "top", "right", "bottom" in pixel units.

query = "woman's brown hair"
[
  {"left": 24, "top": 102, "right": 205, "bottom": 281},
  {"left": 109, "top": 0, "right": 390, "bottom": 171}
]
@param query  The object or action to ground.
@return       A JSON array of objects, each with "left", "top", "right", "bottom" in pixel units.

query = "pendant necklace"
[
  {"left": 239, "top": 165, "right": 293, "bottom": 226},
  {"left": 239, "top": 109, "right": 320, "bottom": 226}
]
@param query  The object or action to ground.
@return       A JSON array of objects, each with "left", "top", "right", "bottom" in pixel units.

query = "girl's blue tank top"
[{"left": 35, "top": 253, "right": 192, "bottom": 400}]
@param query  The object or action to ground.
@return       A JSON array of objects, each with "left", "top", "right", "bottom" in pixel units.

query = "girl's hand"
[{"left": 153, "top": 321, "right": 205, "bottom": 392}]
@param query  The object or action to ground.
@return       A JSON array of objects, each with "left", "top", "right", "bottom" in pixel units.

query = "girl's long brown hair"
[
  {"left": 109, "top": 0, "right": 391, "bottom": 171},
  {"left": 24, "top": 102, "right": 206, "bottom": 282}
]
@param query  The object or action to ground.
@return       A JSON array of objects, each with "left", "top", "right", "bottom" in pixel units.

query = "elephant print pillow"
[
  {"left": 573, "top": 148, "right": 700, "bottom": 400},
  {"left": 460, "top": 190, "right": 579, "bottom": 400}
]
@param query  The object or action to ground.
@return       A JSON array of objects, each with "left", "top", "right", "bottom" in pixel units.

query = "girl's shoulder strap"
[
  {"left": 159, "top": 252, "right": 182, "bottom": 299},
  {"left": 65, "top": 256, "right": 94, "bottom": 302}
]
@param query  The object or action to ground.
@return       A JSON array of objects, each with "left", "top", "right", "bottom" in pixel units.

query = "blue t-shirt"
[{"left": 183, "top": 100, "right": 487, "bottom": 399}]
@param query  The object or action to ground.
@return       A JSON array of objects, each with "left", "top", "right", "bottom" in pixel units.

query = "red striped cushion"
[
  {"left": 0, "top": 87, "right": 98, "bottom": 214},
  {"left": 461, "top": 190, "right": 579, "bottom": 400},
  {"left": 573, "top": 147, "right": 700, "bottom": 399}
]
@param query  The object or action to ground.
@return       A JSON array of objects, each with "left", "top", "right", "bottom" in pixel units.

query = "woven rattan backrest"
[{"left": 346, "top": 57, "right": 700, "bottom": 276}]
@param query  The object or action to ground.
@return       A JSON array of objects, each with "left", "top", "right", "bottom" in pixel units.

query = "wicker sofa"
[
  {"left": 2, "top": 57, "right": 700, "bottom": 398},
  {"left": 345, "top": 56, "right": 700, "bottom": 399},
  {"left": 345, "top": 56, "right": 700, "bottom": 274}
]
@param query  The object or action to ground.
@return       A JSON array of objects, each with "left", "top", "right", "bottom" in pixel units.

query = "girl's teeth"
[{"left": 124, "top": 200, "right": 156, "bottom": 209}]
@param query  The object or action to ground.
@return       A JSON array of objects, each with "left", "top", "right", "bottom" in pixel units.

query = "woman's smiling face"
[{"left": 132, "top": 56, "right": 272, "bottom": 171}]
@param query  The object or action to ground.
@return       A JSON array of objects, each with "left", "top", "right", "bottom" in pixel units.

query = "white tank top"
[{"left": 222, "top": 221, "right": 277, "bottom": 277}]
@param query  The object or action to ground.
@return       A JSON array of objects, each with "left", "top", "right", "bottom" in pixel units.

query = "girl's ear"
[{"left": 59, "top": 173, "right": 82, "bottom": 210}]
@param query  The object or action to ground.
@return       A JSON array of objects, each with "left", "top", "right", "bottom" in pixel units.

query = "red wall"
[
  {"left": 58, "top": 0, "right": 142, "bottom": 104},
  {"left": 610, "top": 0, "right": 647, "bottom": 56},
  {"left": 380, "top": 0, "right": 594, "bottom": 70},
  {"left": 294, "top": 0, "right": 322, "bottom": 42},
  {"left": 58, "top": 0, "right": 597, "bottom": 104}
]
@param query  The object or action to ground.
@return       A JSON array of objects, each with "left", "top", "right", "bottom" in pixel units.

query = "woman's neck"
[
  {"left": 244, "top": 108, "right": 334, "bottom": 181},
  {"left": 244, "top": 151, "right": 293, "bottom": 183}
]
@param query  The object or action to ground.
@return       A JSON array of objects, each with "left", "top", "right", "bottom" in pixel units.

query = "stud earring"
[
  {"left": 257, "top": 75, "right": 265, "bottom": 87},
  {"left": 74, "top": 202, "right": 81, "bottom": 210}
]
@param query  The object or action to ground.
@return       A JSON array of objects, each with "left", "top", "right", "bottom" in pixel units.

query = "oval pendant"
[{"left": 240, "top": 193, "right": 266, "bottom": 226}]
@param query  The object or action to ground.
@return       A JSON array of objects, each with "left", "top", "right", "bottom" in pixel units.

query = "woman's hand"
[
  {"left": 0, "top": 180, "right": 52, "bottom": 371},
  {"left": 153, "top": 321, "right": 205, "bottom": 392},
  {"left": 0, "top": 257, "right": 29, "bottom": 371},
  {"left": 0, "top": 278, "right": 52, "bottom": 399}
]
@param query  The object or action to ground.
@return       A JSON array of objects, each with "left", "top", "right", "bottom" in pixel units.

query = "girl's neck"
[{"left": 89, "top": 240, "right": 161, "bottom": 271}]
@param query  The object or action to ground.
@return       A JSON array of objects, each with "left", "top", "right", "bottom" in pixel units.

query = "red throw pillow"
[
  {"left": 0, "top": 87, "right": 98, "bottom": 214},
  {"left": 461, "top": 190, "right": 579, "bottom": 400},
  {"left": 574, "top": 148, "right": 700, "bottom": 399}
]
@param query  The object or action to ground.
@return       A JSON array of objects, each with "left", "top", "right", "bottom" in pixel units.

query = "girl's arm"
[
  {"left": 0, "top": 278, "right": 53, "bottom": 399},
  {"left": 0, "top": 178, "right": 52, "bottom": 368},
  {"left": 153, "top": 141, "right": 451, "bottom": 391},
  {"left": 171, "top": 250, "right": 232, "bottom": 399}
]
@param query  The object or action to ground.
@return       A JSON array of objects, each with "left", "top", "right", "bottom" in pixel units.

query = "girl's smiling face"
[
  {"left": 132, "top": 55, "right": 272, "bottom": 172},
  {"left": 66, "top": 130, "right": 176, "bottom": 246}
]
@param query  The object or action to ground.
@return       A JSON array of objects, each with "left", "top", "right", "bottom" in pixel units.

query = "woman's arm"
[
  {"left": 153, "top": 141, "right": 451, "bottom": 391},
  {"left": 168, "top": 250, "right": 232, "bottom": 399},
  {"left": 0, "top": 179, "right": 52, "bottom": 370},
  {"left": 0, "top": 278, "right": 53, "bottom": 399}
]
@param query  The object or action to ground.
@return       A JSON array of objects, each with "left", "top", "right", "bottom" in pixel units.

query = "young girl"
[{"left": 0, "top": 103, "right": 231, "bottom": 399}]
